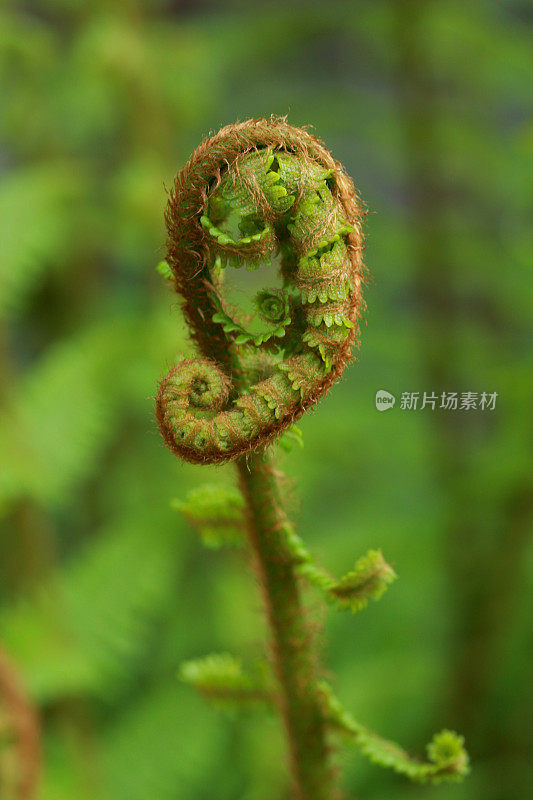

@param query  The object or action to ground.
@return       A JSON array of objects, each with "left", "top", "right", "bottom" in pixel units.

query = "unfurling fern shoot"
[{"left": 155, "top": 118, "right": 468, "bottom": 800}]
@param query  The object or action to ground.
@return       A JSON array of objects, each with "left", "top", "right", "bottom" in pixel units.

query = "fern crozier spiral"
[{"left": 157, "top": 117, "right": 365, "bottom": 464}]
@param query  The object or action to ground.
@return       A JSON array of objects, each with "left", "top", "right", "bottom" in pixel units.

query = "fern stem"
[{"left": 236, "top": 450, "right": 333, "bottom": 800}]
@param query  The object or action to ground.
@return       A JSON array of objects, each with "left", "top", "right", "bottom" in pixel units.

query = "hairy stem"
[
  {"left": 162, "top": 120, "right": 468, "bottom": 796},
  {"left": 236, "top": 450, "right": 332, "bottom": 800}
]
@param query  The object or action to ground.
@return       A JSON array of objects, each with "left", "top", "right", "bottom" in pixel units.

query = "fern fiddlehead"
[
  {"left": 156, "top": 117, "right": 363, "bottom": 464},
  {"left": 157, "top": 118, "right": 468, "bottom": 799}
]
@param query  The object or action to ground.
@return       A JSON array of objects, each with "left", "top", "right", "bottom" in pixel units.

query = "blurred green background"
[{"left": 0, "top": 1, "right": 531, "bottom": 799}]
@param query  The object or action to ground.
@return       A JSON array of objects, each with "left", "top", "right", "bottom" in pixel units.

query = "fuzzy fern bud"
[
  {"left": 156, "top": 117, "right": 364, "bottom": 464},
  {"left": 427, "top": 730, "right": 469, "bottom": 782},
  {"left": 329, "top": 549, "right": 397, "bottom": 613},
  {"left": 283, "top": 523, "right": 396, "bottom": 614},
  {"left": 179, "top": 654, "right": 271, "bottom": 710}
]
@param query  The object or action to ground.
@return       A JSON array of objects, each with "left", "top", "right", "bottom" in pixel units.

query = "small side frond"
[
  {"left": 283, "top": 524, "right": 395, "bottom": 614},
  {"left": 156, "top": 260, "right": 173, "bottom": 280},
  {"left": 179, "top": 654, "right": 272, "bottom": 710},
  {"left": 319, "top": 682, "right": 469, "bottom": 785},
  {"left": 172, "top": 485, "right": 245, "bottom": 549},
  {"left": 328, "top": 549, "right": 397, "bottom": 613}
]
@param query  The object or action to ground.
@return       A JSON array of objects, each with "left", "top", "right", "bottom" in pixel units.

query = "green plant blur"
[{"left": 0, "top": 1, "right": 531, "bottom": 799}]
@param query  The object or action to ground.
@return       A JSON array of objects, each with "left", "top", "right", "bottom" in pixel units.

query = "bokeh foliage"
[{"left": 0, "top": 1, "right": 531, "bottom": 799}]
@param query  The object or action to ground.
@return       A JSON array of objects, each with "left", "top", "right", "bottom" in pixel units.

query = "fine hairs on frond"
[{"left": 157, "top": 117, "right": 366, "bottom": 464}]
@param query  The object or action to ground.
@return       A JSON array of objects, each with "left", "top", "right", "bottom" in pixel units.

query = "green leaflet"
[
  {"left": 156, "top": 259, "right": 173, "bottom": 280},
  {"left": 179, "top": 654, "right": 272, "bottom": 710},
  {"left": 172, "top": 484, "right": 245, "bottom": 549},
  {"left": 319, "top": 682, "right": 470, "bottom": 785},
  {"left": 200, "top": 212, "right": 272, "bottom": 249},
  {"left": 211, "top": 306, "right": 290, "bottom": 347},
  {"left": 328, "top": 549, "right": 397, "bottom": 613},
  {"left": 283, "top": 524, "right": 396, "bottom": 614}
]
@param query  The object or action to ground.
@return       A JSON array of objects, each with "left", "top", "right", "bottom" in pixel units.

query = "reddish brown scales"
[{"left": 158, "top": 117, "right": 366, "bottom": 464}]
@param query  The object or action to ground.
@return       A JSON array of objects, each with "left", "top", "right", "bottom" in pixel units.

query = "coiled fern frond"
[{"left": 156, "top": 117, "right": 364, "bottom": 464}]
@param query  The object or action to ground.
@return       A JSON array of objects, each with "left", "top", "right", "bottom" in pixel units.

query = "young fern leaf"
[
  {"left": 156, "top": 117, "right": 363, "bottom": 465},
  {"left": 283, "top": 523, "right": 396, "bottom": 613},
  {"left": 328, "top": 549, "right": 397, "bottom": 612},
  {"left": 155, "top": 118, "right": 468, "bottom": 799},
  {"left": 319, "top": 682, "right": 469, "bottom": 785},
  {"left": 156, "top": 259, "right": 173, "bottom": 280},
  {"left": 172, "top": 485, "right": 245, "bottom": 549},
  {"left": 179, "top": 654, "right": 272, "bottom": 710}
]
